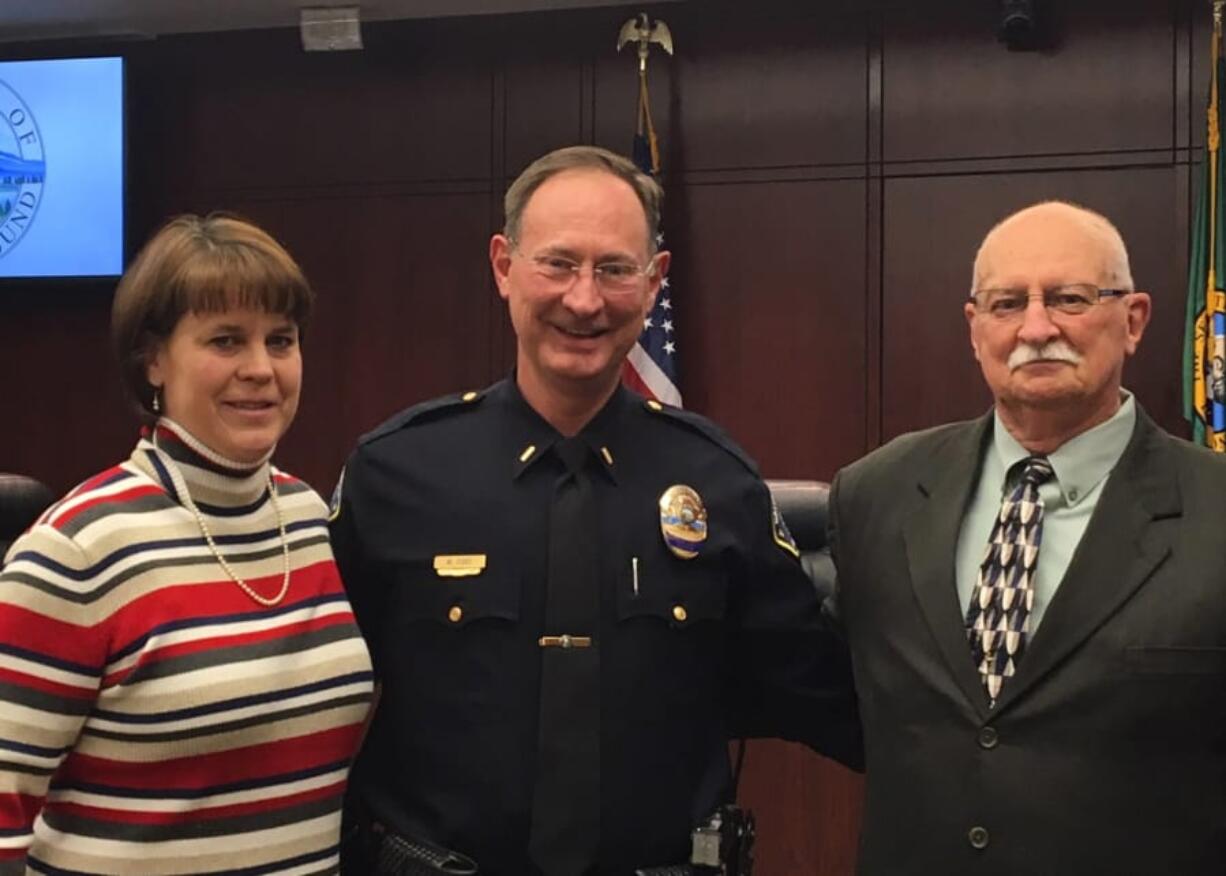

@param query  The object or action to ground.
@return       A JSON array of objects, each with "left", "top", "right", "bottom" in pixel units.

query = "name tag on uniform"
[{"left": 433, "top": 554, "right": 487, "bottom": 577}]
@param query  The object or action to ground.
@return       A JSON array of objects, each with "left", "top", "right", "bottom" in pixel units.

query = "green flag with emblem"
[{"left": 1185, "top": 2, "right": 1226, "bottom": 451}]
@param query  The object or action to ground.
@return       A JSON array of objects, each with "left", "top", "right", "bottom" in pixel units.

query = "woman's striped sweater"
[{"left": 0, "top": 420, "right": 373, "bottom": 874}]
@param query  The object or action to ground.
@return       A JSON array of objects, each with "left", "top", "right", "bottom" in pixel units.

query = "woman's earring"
[{"left": 152, "top": 388, "right": 161, "bottom": 414}]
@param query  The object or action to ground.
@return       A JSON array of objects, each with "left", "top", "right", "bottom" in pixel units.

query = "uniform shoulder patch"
[
  {"left": 327, "top": 466, "right": 344, "bottom": 522},
  {"left": 770, "top": 494, "right": 801, "bottom": 558},
  {"left": 359, "top": 388, "right": 487, "bottom": 447},
  {"left": 643, "top": 400, "right": 760, "bottom": 477}
]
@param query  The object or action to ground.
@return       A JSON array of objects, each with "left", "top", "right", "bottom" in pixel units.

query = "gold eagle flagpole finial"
[{"left": 617, "top": 12, "right": 673, "bottom": 74}]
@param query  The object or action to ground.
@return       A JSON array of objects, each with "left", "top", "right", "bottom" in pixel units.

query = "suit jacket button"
[
  {"left": 968, "top": 826, "right": 990, "bottom": 849},
  {"left": 978, "top": 726, "right": 999, "bottom": 749}
]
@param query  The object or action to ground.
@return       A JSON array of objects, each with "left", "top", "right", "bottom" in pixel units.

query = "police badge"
[{"left": 659, "top": 484, "right": 708, "bottom": 559}]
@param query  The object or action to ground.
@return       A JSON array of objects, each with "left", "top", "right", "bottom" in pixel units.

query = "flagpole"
[
  {"left": 617, "top": 13, "right": 674, "bottom": 175},
  {"left": 1209, "top": 1, "right": 1220, "bottom": 293},
  {"left": 617, "top": 13, "right": 683, "bottom": 407},
  {"left": 1185, "top": 3, "right": 1226, "bottom": 446}
]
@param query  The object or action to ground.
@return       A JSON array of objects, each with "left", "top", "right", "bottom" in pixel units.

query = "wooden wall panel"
[
  {"left": 593, "top": 4, "right": 867, "bottom": 170},
  {"left": 739, "top": 739, "right": 863, "bottom": 876},
  {"left": 678, "top": 180, "right": 868, "bottom": 479},
  {"left": 501, "top": 12, "right": 591, "bottom": 175},
  {"left": 884, "top": 0, "right": 1174, "bottom": 161},
  {"left": 882, "top": 166, "right": 1183, "bottom": 442},
  {"left": 186, "top": 24, "right": 495, "bottom": 189},
  {"left": 503, "top": 57, "right": 586, "bottom": 175},
  {"left": 0, "top": 288, "right": 131, "bottom": 492}
]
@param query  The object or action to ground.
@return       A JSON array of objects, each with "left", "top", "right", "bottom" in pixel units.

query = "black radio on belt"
[
  {"left": 633, "top": 804, "right": 756, "bottom": 876},
  {"left": 690, "top": 804, "right": 755, "bottom": 875}
]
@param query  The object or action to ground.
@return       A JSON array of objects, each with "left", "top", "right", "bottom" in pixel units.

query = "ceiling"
[{"left": 0, "top": 0, "right": 673, "bottom": 43}]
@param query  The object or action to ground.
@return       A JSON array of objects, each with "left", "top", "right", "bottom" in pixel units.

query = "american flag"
[
  {"left": 621, "top": 61, "right": 682, "bottom": 407},
  {"left": 623, "top": 231, "right": 681, "bottom": 406}
]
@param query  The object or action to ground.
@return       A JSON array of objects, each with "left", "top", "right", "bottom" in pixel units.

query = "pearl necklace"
[{"left": 152, "top": 431, "right": 292, "bottom": 607}]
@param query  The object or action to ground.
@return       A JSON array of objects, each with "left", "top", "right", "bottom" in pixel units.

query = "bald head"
[
  {"left": 972, "top": 201, "right": 1133, "bottom": 294},
  {"left": 964, "top": 199, "right": 1151, "bottom": 453}
]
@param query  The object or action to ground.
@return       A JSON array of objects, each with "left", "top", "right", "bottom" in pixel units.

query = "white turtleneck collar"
[{"left": 135, "top": 418, "right": 277, "bottom": 510}]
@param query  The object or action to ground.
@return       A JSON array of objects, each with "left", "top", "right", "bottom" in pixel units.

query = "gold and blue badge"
[{"left": 659, "top": 485, "right": 708, "bottom": 559}]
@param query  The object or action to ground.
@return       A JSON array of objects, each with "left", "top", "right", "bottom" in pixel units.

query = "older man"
[
  {"left": 331, "top": 145, "right": 860, "bottom": 875},
  {"left": 830, "top": 200, "right": 1226, "bottom": 874}
]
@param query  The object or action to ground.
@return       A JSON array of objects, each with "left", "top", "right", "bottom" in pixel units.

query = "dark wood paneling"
[
  {"left": 883, "top": 166, "right": 1183, "bottom": 442},
  {"left": 1190, "top": 1, "right": 1213, "bottom": 151},
  {"left": 503, "top": 57, "right": 586, "bottom": 176},
  {"left": 0, "top": 288, "right": 131, "bottom": 493},
  {"left": 739, "top": 740, "right": 863, "bottom": 876},
  {"left": 174, "top": 23, "right": 495, "bottom": 192},
  {"left": 678, "top": 180, "right": 867, "bottom": 480},
  {"left": 884, "top": 0, "right": 1175, "bottom": 162},
  {"left": 264, "top": 191, "right": 496, "bottom": 493},
  {"left": 593, "top": 4, "right": 867, "bottom": 172},
  {"left": 501, "top": 12, "right": 590, "bottom": 175}
]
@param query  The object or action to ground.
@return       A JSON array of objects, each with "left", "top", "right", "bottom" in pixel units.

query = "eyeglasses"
[
  {"left": 969, "top": 284, "right": 1131, "bottom": 320},
  {"left": 517, "top": 251, "right": 658, "bottom": 295}
]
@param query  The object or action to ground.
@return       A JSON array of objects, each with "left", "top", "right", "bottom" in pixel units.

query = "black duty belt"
[{"left": 364, "top": 823, "right": 479, "bottom": 876}]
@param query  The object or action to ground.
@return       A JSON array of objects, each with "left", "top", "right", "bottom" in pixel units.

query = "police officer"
[{"left": 331, "top": 145, "right": 861, "bottom": 875}]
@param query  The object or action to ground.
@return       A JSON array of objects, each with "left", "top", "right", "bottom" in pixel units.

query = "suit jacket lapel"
[
  {"left": 991, "top": 408, "right": 1179, "bottom": 714},
  {"left": 903, "top": 414, "right": 995, "bottom": 719}
]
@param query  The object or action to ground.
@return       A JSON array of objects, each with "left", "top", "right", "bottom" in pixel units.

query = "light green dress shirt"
[{"left": 954, "top": 391, "right": 1136, "bottom": 633}]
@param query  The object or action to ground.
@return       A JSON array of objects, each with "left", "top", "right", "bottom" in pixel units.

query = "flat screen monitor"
[{"left": 0, "top": 56, "right": 124, "bottom": 280}]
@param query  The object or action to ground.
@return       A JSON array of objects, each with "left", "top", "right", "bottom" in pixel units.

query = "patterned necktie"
[{"left": 965, "top": 456, "right": 1054, "bottom": 704}]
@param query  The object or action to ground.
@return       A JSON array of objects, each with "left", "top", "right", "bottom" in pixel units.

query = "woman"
[{"left": 0, "top": 215, "right": 373, "bottom": 873}]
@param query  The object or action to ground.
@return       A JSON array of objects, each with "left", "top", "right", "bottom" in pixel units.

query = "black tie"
[{"left": 528, "top": 438, "right": 601, "bottom": 874}]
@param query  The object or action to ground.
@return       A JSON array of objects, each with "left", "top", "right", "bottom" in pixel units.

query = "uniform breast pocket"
[
  {"left": 384, "top": 565, "right": 522, "bottom": 710},
  {"left": 615, "top": 551, "right": 728, "bottom": 628},
  {"left": 391, "top": 565, "right": 521, "bottom": 631},
  {"left": 1123, "top": 645, "right": 1226, "bottom": 676},
  {"left": 610, "top": 551, "right": 729, "bottom": 711}
]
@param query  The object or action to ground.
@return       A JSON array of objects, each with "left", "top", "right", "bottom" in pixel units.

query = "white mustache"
[{"left": 1007, "top": 340, "right": 1082, "bottom": 371}]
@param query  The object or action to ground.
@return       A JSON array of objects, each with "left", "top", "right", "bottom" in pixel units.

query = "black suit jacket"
[{"left": 830, "top": 406, "right": 1226, "bottom": 875}]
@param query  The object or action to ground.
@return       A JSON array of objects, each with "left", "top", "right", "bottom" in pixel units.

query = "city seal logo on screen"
[{"left": 0, "top": 79, "right": 44, "bottom": 259}]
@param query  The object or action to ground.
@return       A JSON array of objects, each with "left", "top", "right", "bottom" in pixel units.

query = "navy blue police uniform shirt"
[{"left": 329, "top": 378, "right": 862, "bottom": 874}]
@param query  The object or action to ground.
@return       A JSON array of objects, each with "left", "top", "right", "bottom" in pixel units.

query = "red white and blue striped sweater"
[{"left": 0, "top": 421, "right": 373, "bottom": 874}]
